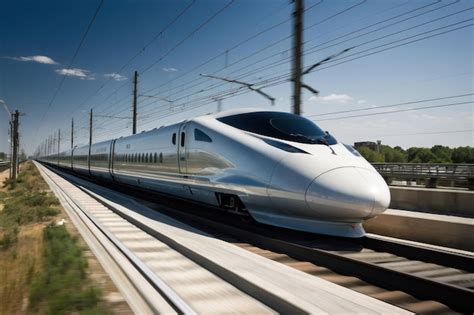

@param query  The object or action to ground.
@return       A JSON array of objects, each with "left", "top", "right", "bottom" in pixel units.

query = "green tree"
[
  {"left": 381, "top": 145, "right": 406, "bottom": 162},
  {"left": 452, "top": 146, "right": 474, "bottom": 163},
  {"left": 409, "top": 148, "right": 438, "bottom": 163},
  {"left": 357, "top": 147, "right": 384, "bottom": 162},
  {"left": 430, "top": 145, "right": 452, "bottom": 163}
]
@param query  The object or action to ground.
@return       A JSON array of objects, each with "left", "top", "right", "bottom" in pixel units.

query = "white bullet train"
[{"left": 38, "top": 109, "right": 390, "bottom": 237}]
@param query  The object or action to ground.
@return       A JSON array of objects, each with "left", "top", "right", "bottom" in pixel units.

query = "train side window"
[
  {"left": 172, "top": 133, "right": 176, "bottom": 145},
  {"left": 181, "top": 132, "right": 185, "bottom": 147},
  {"left": 194, "top": 129, "right": 212, "bottom": 143}
]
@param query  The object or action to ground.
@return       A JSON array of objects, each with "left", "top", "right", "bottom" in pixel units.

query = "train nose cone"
[{"left": 305, "top": 167, "right": 390, "bottom": 220}]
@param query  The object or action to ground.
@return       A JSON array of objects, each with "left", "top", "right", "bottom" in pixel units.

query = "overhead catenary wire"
[
  {"left": 90, "top": 0, "right": 318, "bottom": 117},
  {"left": 139, "top": 0, "right": 325, "bottom": 98},
  {"left": 139, "top": 15, "right": 473, "bottom": 122},
  {"left": 72, "top": 0, "right": 197, "bottom": 117},
  {"left": 132, "top": 2, "right": 469, "bottom": 115},
  {"left": 113, "top": 0, "right": 378, "bottom": 115},
  {"left": 376, "top": 129, "right": 474, "bottom": 137},
  {"left": 129, "top": 19, "right": 474, "bottom": 121},
  {"left": 79, "top": 0, "right": 237, "bottom": 120},
  {"left": 90, "top": 0, "right": 418, "bottom": 120},
  {"left": 307, "top": 93, "right": 474, "bottom": 117},
  {"left": 140, "top": 0, "right": 366, "bottom": 100},
  {"left": 313, "top": 101, "right": 473, "bottom": 121},
  {"left": 135, "top": 0, "right": 440, "bottom": 104},
  {"left": 38, "top": 0, "right": 105, "bottom": 134}
]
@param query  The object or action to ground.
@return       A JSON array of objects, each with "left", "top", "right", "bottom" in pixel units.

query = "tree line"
[{"left": 356, "top": 145, "right": 474, "bottom": 163}]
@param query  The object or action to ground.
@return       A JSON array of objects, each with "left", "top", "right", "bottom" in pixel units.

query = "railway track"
[
  {"left": 40, "top": 162, "right": 474, "bottom": 313},
  {"left": 141, "top": 203, "right": 474, "bottom": 314}
]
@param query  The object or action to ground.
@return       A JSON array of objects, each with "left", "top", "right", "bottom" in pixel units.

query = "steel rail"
[{"left": 360, "top": 235, "right": 474, "bottom": 273}]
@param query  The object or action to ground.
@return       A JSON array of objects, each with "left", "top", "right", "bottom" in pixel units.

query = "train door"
[
  {"left": 109, "top": 139, "right": 116, "bottom": 180},
  {"left": 178, "top": 122, "right": 188, "bottom": 173}
]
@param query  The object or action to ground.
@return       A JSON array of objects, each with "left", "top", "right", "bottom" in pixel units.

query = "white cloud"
[
  {"left": 104, "top": 73, "right": 127, "bottom": 81},
  {"left": 10, "top": 55, "right": 58, "bottom": 65},
  {"left": 55, "top": 68, "right": 95, "bottom": 80},
  {"left": 162, "top": 67, "right": 178, "bottom": 72},
  {"left": 309, "top": 93, "right": 354, "bottom": 103},
  {"left": 357, "top": 99, "right": 367, "bottom": 105}
]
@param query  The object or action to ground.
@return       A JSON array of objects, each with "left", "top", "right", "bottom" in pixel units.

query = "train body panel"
[
  {"left": 89, "top": 140, "right": 113, "bottom": 180},
  {"left": 57, "top": 150, "right": 72, "bottom": 170},
  {"left": 72, "top": 145, "right": 90, "bottom": 176},
  {"left": 112, "top": 125, "right": 184, "bottom": 196},
  {"left": 36, "top": 109, "right": 391, "bottom": 238}
]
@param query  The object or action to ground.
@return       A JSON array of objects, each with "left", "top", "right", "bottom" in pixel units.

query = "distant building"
[
  {"left": 354, "top": 141, "right": 377, "bottom": 151},
  {"left": 354, "top": 141, "right": 382, "bottom": 153}
]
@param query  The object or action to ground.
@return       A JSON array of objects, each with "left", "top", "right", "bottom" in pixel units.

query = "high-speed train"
[{"left": 38, "top": 109, "right": 390, "bottom": 237}]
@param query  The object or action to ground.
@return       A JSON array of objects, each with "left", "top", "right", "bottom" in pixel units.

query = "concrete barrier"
[
  {"left": 364, "top": 209, "right": 474, "bottom": 252},
  {"left": 389, "top": 186, "right": 474, "bottom": 217}
]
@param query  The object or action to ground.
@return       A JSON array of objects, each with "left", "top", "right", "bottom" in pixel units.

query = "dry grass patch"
[{"left": 0, "top": 162, "right": 113, "bottom": 315}]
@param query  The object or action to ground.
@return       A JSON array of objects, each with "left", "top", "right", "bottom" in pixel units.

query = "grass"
[
  {"left": 0, "top": 162, "right": 112, "bottom": 314},
  {"left": 0, "top": 162, "right": 60, "bottom": 249},
  {"left": 28, "top": 224, "right": 107, "bottom": 315}
]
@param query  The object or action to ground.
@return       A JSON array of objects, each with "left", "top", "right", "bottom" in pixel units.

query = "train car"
[{"left": 37, "top": 109, "right": 390, "bottom": 237}]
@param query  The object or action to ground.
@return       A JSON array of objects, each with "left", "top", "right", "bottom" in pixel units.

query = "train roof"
[{"left": 209, "top": 108, "right": 286, "bottom": 119}]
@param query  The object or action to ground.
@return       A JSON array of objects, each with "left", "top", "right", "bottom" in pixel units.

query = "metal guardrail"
[
  {"left": 372, "top": 163, "right": 474, "bottom": 189},
  {"left": 372, "top": 163, "right": 474, "bottom": 180}
]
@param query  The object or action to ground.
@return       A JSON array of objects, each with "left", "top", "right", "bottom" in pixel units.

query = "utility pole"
[
  {"left": 132, "top": 71, "right": 138, "bottom": 134},
  {"left": 71, "top": 118, "right": 74, "bottom": 149},
  {"left": 292, "top": 0, "right": 304, "bottom": 115},
  {"left": 53, "top": 131, "right": 56, "bottom": 155},
  {"left": 57, "top": 128, "right": 61, "bottom": 164},
  {"left": 88, "top": 109, "right": 93, "bottom": 170},
  {"left": 11, "top": 110, "right": 19, "bottom": 179},
  {"left": 9, "top": 119, "right": 12, "bottom": 178}
]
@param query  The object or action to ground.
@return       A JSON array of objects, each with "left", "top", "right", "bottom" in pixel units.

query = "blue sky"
[{"left": 0, "top": 0, "right": 472, "bottom": 155}]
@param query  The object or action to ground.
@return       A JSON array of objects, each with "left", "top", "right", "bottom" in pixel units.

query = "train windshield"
[{"left": 218, "top": 111, "right": 337, "bottom": 144}]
